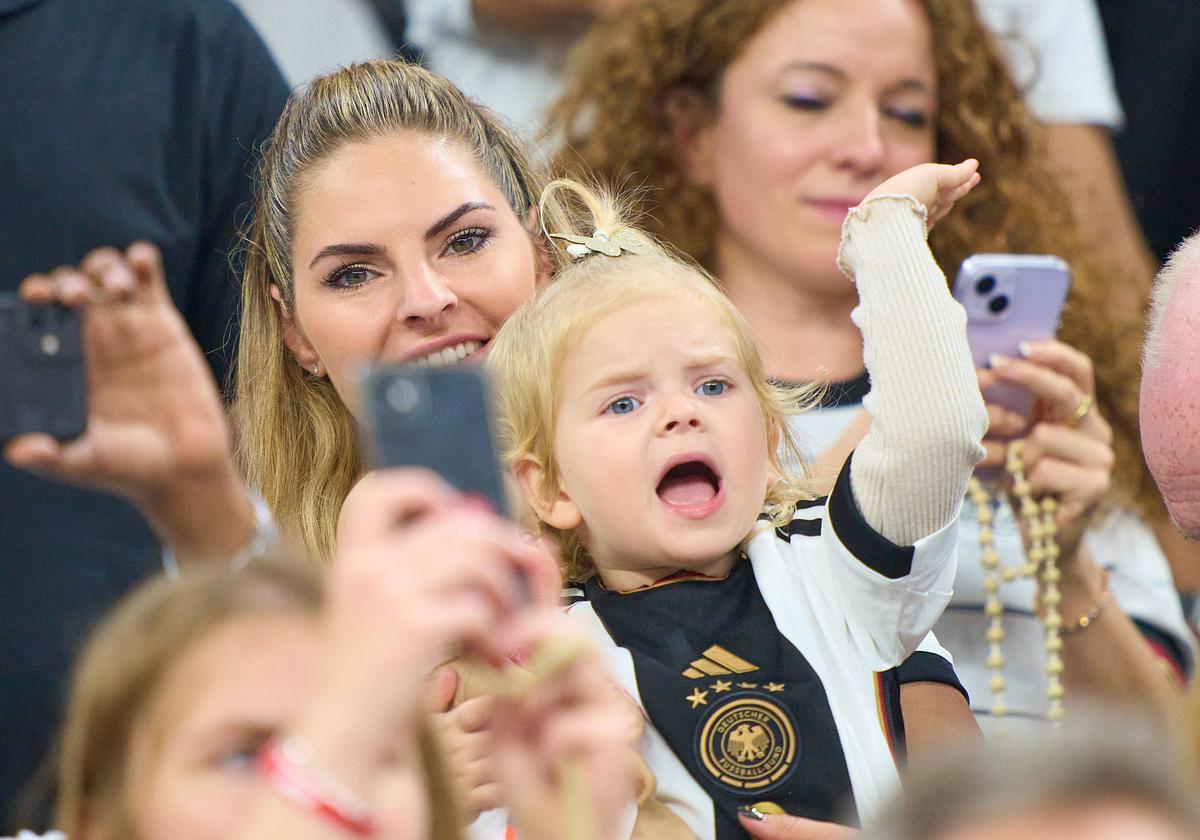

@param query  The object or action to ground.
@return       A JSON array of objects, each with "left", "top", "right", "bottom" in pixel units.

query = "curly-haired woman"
[{"left": 551, "top": 0, "right": 1191, "bottom": 756}]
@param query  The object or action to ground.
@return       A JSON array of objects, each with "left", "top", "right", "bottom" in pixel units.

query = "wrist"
[
  {"left": 150, "top": 462, "right": 262, "bottom": 567},
  {"left": 1047, "top": 552, "right": 1108, "bottom": 627}
]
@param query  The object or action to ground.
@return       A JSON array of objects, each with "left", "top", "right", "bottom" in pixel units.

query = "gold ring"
[{"left": 1072, "top": 393, "right": 1094, "bottom": 423}]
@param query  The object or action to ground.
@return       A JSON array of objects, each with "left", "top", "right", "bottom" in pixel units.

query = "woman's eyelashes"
[
  {"left": 883, "top": 105, "right": 930, "bottom": 129},
  {"left": 442, "top": 226, "right": 492, "bottom": 257},
  {"left": 781, "top": 94, "right": 830, "bottom": 112},
  {"left": 322, "top": 262, "right": 379, "bottom": 290},
  {"left": 319, "top": 227, "right": 495, "bottom": 290},
  {"left": 780, "top": 93, "right": 929, "bottom": 129}
]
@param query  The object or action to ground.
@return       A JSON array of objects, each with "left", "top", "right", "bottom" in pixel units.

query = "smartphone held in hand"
[
  {"left": 0, "top": 295, "right": 86, "bottom": 443},
  {"left": 359, "top": 364, "right": 511, "bottom": 516},
  {"left": 953, "top": 254, "right": 1071, "bottom": 425}
]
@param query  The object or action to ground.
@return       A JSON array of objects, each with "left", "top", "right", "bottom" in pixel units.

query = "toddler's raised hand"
[{"left": 863, "top": 159, "right": 980, "bottom": 230}]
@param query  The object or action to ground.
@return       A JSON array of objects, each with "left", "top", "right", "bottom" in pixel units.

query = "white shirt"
[
  {"left": 974, "top": 0, "right": 1124, "bottom": 127},
  {"left": 231, "top": 0, "right": 394, "bottom": 88}
]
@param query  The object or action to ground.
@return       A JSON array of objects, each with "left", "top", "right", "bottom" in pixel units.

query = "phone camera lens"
[
  {"left": 976, "top": 275, "right": 997, "bottom": 295},
  {"left": 988, "top": 294, "right": 1010, "bottom": 314},
  {"left": 386, "top": 379, "right": 421, "bottom": 413}
]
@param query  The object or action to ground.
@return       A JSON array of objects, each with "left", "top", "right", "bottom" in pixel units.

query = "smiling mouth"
[
  {"left": 656, "top": 460, "right": 723, "bottom": 517},
  {"left": 408, "top": 340, "right": 486, "bottom": 369}
]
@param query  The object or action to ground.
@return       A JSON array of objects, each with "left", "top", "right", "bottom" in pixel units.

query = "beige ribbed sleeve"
[{"left": 836, "top": 194, "right": 987, "bottom": 546}]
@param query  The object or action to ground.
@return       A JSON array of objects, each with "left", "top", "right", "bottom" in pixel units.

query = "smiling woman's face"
[
  {"left": 681, "top": 0, "right": 936, "bottom": 286},
  {"left": 278, "top": 131, "right": 545, "bottom": 418}
]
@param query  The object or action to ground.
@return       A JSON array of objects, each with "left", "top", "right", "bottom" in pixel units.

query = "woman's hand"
[
  {"left": 3, "top": 242, "right": 255, "bottom": 564},
  {"left": 862, "top": 159, "right": 980, "bottom": 230},
  {"left": 977, "top": 340, "right": 1114, "bottom": 558},
  {"left": 491, "top": 612, "right": 642, "bottom": 840}
]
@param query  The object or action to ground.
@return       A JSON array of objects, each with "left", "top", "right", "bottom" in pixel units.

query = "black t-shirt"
[
  {"left": 1098, "top": 0, "right": 1200, "bottom": 263},
  {"left": 0, "top": 0, "right": 287, "bottom": 824}
]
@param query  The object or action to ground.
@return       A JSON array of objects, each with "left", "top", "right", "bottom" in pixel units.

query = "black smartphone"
[
  {"left": 0, "top": 294, "right": 86, "bottom": 443},
  {"left": 358, "top": 364, "right": 511, "bottom": 515}
]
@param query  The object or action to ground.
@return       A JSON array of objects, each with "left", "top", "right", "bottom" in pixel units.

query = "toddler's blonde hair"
[{"left": 489, "top": 179, "right": 820, "bottom": 581}]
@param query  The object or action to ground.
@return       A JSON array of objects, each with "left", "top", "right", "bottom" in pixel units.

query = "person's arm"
[
  {"left": 899, "top": 682, "right": 982, "bottom": 763},
  {"left": 837, "top": 163, "right": 988, "bottom": 545},
  {"left": 1051, "top": 546, "right": 1184, "bottom": 725}
]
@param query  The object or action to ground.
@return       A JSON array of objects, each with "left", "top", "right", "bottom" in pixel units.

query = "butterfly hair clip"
[{"left": 548, "top": 229, "right": 645, "bottom": 260}]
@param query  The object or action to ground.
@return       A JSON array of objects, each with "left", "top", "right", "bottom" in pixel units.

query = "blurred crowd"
[{"left": 2, "top": 1, "right": 1200, "bottom": 839}]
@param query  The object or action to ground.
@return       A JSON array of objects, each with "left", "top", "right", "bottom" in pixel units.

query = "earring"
[{"left": 310, "top": 363, "right": 322, "bottom": 376}]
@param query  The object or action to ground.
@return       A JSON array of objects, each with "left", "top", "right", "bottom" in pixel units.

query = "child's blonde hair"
[{"left": 490, "top": 179, "right": 821, "bottom": 581}]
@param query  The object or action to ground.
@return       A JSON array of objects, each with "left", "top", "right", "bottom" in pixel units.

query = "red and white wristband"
[{"left": 257, "top": 736, "right": 378, "bottom": 837}]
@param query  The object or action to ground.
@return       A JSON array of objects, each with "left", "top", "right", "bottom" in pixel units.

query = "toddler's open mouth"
[{"left": 656, "top": 456, "right": 724, "bottom": 518}]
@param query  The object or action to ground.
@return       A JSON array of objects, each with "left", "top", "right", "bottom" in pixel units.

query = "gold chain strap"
[{"left": 970, "top": 439, "right": 1064, "bottom": 737}]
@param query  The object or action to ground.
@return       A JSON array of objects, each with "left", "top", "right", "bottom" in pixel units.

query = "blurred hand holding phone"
[
  {"left": 953, "top": 254, "right": 1072, "bottom": 433},
  {"left": 0, "top": 295, "right": 86, "bottom": 443}
]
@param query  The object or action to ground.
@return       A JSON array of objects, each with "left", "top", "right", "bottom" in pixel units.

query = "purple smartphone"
[{"left": 952, "top": 254, "right": 1072, "bottom": 427}]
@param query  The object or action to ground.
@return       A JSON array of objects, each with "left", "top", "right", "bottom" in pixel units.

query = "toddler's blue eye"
[
  {"left": 697, "top": 380, "right": 727, "bottom": 397},
  {"left": 606, "top": 396, "right": 640, "bottom": 415}
]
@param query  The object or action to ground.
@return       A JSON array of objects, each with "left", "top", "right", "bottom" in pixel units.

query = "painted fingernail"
[
  {"left": 1018, "top": 341, "right": 1033, "bottom": 358},
  {"left": 989, "top": 353, "right": 1008, "bottom": 369},
  {"left": 737, "top": 806, "right": 766, "bottom": 822}
]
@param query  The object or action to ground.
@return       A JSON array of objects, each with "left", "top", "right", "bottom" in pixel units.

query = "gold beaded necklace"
[{"left": 968, "top": 439, "right": 1064, "bottom": 736}]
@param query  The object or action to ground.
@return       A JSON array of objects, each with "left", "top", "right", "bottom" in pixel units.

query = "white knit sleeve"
[{"left": 836, "top": 195, "right": 987, "bottom": 546}]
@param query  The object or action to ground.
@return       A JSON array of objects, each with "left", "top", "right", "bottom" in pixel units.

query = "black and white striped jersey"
[{"left": 564, "top": 459, "right": 960, "bottom": 839}]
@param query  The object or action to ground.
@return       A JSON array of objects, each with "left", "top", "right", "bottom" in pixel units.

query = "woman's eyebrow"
[
  {"left": 425, "top": 201, "right": 496, "bottom": 239},
  {"left": 308, "top": 242, "right": 385, "bottom": 268}
]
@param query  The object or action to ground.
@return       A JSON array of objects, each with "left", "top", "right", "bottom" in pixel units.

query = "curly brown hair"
[{"left": 549, "top": 0, "right": 1155, "bottom": 518}]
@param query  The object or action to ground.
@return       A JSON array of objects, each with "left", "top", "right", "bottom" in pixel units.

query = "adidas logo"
[{"left": 682, "top": 645, "right": 758, "bottom": 679}]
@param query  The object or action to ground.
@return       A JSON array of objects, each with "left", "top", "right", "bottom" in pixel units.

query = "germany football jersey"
[
  {"left": 582, "top": 556, "right": 896, "bottom": 836},
  {"left": 564, "top": 459, "right": 960, "bottom": 839}
]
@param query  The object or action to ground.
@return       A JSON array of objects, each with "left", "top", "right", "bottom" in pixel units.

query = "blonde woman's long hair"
[
  {"left": 489, "top": 179, "right": 821, "bottom": 581},
  {"left": 235, "top": 60, "right": 556, "bottom": 560},
  {"left": 550, "top": 0, "right": 1158, "bottom": 521}
]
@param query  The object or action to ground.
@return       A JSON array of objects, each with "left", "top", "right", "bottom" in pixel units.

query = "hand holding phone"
[{"left": 953, "top": 254, "right": 1071, "bottom": 428}]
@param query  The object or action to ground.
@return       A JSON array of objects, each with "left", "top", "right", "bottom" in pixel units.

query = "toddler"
[{"left": 488, "top": 161, "right": 987, "bottom": 837}]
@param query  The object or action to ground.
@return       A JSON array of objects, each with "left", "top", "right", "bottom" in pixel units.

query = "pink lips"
[{"left": 805, "top": 198, "right": 861, "bottom": 224}]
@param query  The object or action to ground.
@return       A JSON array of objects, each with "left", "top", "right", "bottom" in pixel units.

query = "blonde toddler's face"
[{"left": 541, "top": 294, "right": 772, "bottom": 589}]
